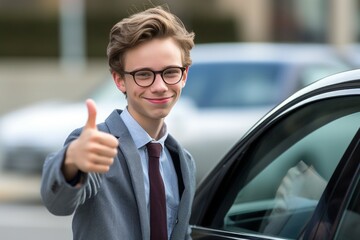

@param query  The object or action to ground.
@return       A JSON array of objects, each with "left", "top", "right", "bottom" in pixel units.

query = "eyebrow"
[{"left": 125, "top": 65, "right": 183, "bottom": 72}]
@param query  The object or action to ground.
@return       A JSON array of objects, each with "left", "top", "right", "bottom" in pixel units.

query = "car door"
[{"left": 191, "top": 92, "right": 360, "bottom": 240}]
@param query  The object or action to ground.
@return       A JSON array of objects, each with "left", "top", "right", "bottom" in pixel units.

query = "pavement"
[
  {"left": 0, "top": 201, "right": 72, "bottom": 240},
  {"left": 0, "top": 171, "right": 73, "bottom": 239}
]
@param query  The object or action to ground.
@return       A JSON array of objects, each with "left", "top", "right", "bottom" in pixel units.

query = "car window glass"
[
  {"left": 335, "top": 176, "right": 360, "bottom": 240},
  {"left": 222, "top": 96, "right": 360, "bottom": 239},
  {"left": 183, "top": 63, "right": 283, "bottom": 108}
]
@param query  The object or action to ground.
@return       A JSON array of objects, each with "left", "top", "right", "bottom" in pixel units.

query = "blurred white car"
[
  {"left": 345, "top": 44, "right": 360, "bottom": 67},
  {"left": 0, "top": 43, "right": 353, "bottom": 183}
]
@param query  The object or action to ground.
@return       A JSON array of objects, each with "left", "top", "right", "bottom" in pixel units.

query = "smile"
[{"left": 145, "top": 97, "right": 172, "bottom": 104}]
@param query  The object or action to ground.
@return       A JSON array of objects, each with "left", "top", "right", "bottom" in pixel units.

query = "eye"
[
  {"left": 134, "top": 70, "right": 153, "bottom": 80},
  {"left": 163, "top": 68, "right": 181, "bottom": 78}
]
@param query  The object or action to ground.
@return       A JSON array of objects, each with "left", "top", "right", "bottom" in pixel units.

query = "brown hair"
[{"left": 107, "top": 6, "right": 195, "bottom": 74}]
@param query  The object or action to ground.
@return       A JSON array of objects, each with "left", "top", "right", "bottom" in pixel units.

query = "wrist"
[
  {"left": 66, "top": 170, "right": 84, "bottom": 186},
  {"left": 62, "top": 143, "right": 80, "bottom": 181}
]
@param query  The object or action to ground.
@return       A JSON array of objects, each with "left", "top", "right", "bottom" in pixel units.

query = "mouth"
[{"left": 145, "top": 96, "right": 173, "bottom": 104}]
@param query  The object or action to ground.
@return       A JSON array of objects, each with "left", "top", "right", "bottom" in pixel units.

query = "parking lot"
[
  {"left": 0, "top": 170, "right": 72, "bottom": 240},
  {"left": 0, "top": 202, "right": 72, "bottom": 240}
]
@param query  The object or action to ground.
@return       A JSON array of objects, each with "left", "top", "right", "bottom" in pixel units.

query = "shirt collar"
[{"left": 120, "top": 107, "right": 168, "bottom": 149}]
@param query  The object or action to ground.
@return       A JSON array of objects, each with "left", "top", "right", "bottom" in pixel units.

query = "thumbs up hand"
[{"left": 62, "top": 99, "right": 119, "bottom": 181}]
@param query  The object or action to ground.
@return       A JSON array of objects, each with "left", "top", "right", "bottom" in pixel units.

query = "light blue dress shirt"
[{"left": 120, "top": 108, "right": 180, "bottom": 238}]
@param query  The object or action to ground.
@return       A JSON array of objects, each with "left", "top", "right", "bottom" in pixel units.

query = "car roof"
[{"left": 191, "top": 43, "right": 347, "bottom": 65}]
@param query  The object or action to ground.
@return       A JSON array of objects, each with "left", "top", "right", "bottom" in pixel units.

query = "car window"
[
  {"left": 222, "top": 96, "right": 360, "bottom": 239},
  {"left": 183, "top": 62, "right": 284, "bottom": 108},
  {"left": 335, "top": 176, "right": 360, "bottom": 240}
]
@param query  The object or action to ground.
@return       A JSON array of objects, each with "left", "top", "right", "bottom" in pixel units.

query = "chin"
[{"left": 152, "top": 109, "right": 171, "bottom": 119}]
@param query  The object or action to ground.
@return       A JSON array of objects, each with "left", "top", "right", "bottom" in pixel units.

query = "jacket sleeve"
[{"left": 40, "top": 128, "right": 103, "bottom": 216}]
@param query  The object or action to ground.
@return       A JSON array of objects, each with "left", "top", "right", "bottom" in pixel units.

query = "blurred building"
[{"left": 0, "top": 0, "right": 359, "bottom": 58}]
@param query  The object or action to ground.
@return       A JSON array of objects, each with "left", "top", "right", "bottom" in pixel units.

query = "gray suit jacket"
[{"left": 40, "top": 110, "right": 196, "bottom": 240}]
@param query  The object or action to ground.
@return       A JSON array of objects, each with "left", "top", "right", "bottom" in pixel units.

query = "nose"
[{"left": 151, "top": 73, "right": 168, "bottom": 91}]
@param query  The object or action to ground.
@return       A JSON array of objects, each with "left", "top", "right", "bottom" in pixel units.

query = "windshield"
[{"left": 182, "top": 62, "right": 284, "bottom": 108}]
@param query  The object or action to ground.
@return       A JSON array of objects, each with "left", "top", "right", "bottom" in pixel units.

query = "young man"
[{"left": 41, "top": 6, "right": 196, "bottom": 240}]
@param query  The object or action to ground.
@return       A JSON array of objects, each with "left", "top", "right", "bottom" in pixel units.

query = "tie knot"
[{"left": 147, "top": 142, "right": 162, "bottom": 158}]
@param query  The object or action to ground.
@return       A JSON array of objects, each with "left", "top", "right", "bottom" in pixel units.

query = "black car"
[{"left": 190, "top": 69, "right": 360, "bottom": 240}]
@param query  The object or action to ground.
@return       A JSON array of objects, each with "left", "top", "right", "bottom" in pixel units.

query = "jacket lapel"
[
  {"left": 105, "top": 110, "right": 150, "bottom": 240},
  {"left": 166, "top": 135, "right": 196, "bottom": 239}
]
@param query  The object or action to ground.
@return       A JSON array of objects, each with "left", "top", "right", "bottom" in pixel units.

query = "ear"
[
  {"left": 112, "top": 71, "right": 126, "bottom": 93},
  {"left": 181, "top": 66, "right": 189, "bottom": 88}
]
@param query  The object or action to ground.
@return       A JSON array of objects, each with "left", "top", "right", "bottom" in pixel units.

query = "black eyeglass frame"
[{"left": 122, "top": 66, "right": 186, "bottom": 87}]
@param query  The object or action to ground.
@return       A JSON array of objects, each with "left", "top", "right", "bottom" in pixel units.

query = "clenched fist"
[{"left": 62, "top": 99, "right": 119, "bottom": 181}]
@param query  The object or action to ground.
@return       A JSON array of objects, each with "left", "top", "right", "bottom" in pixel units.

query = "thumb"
[{"left": 85, "top": 99, "right": 97, "bottom": 129}]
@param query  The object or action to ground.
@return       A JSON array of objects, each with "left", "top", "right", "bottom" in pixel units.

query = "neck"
[
  {"left": 146, "top": 122, "right": 164, "bottom": 140},
  {"left": 127, "top": 108, "right": 165, "bottom": 140},
  {"left": 142, "top": 118, "right": 165, "bottom": 140}
]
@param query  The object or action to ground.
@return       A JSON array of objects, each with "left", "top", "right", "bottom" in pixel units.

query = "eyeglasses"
[{"left": 122, "top": 66, "right": 186, "bottom": 87}]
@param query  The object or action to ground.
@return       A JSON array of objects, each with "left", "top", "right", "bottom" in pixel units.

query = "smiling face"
[{"left": 113, "top": 37, "right": 188, "bottom": 129}]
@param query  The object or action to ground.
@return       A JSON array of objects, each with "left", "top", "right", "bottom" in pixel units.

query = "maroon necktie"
[{"left": 147, "top": 142, "right": 167, "bottom": 240}]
